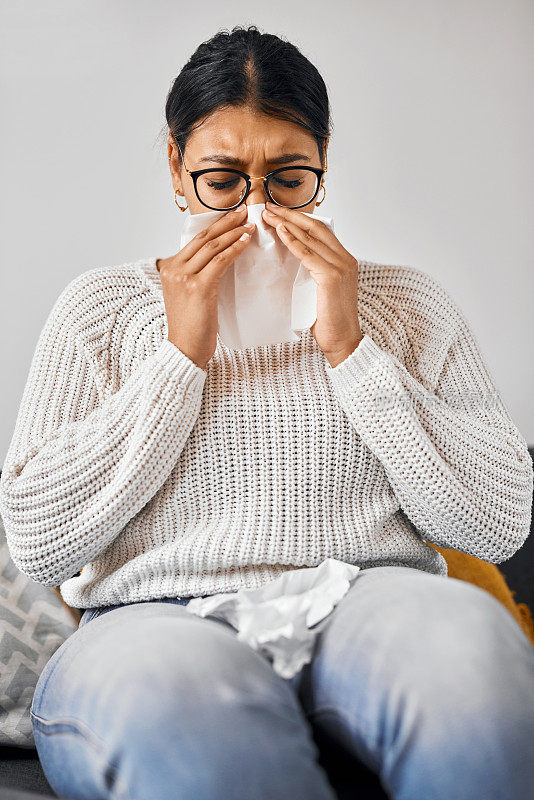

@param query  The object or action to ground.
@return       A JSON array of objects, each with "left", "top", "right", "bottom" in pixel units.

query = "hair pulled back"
[{"left": 160, "top": 25, "right": 332, "bottom": 168}]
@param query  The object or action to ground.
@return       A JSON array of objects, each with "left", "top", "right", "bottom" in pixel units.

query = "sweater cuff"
[
  {"left": 153, "top": 338, "right": 207, "bottom": 392},
  {"left": 324, "top": 333, "right": 385, "bottom": 388}
]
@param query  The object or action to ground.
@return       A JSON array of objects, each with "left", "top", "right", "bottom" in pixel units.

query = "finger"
[
  {"left": 269, "top": 216, "right": 342, "bottom": 266},
  {"left": 275, "top": 223, "right": 337, "bottom": 277},
  {"left": 263, "top": 203, "right": 347, "bottom": 259},
  {"left": 200, "top": 228, "right": 253, "bottom": 284},
  {"left": 187, "top": 222, "right": 255, "bottom": 275},
  {"left": 179, "top": 205, "right": 249, "bottom": 266}
]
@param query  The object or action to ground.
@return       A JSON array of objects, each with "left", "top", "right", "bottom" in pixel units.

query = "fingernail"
[{"left": 244, "top": 222, "right": 255, "bottom": 229}]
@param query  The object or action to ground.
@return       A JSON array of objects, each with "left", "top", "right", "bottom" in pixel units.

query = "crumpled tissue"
[
  {"left": 185, "top": 558, "right": 361, "bottom": 679},
  {"left": 179, "top": 202, "right": 335, "bottom": 351}
]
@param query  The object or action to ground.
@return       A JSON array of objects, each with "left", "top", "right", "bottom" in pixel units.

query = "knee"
[
  {"left": 87, "top": 615, "right": 329, "bottom": 800},
  {"left": 369, "top": 570, "right": 526, "bottom": 663},
  {"left": 376, "top": 575, "right": 534, "bottom": 717},
  {"left": 311, "top": 570, "right": 534, "bottom": 762},
  {"left": 410, "top": 575, "right": 528, "bottom": 666},
  {"left": 406, "top": 580, "right": 534, "bottom": 755},
  {"left": 86, "top": 614, "right": 293, "bottom": 734},
  {"left": 36, "top": 614, "right": 337, "bottom": 800}
]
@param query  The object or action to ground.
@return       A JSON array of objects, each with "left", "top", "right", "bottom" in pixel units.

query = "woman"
[{"left": 1, "top": 24, "right": 533, "bottom": 800}]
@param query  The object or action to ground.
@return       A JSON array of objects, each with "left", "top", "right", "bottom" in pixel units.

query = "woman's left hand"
[{"left": 262, "top": 201, "right": 363, "bottom": 368}]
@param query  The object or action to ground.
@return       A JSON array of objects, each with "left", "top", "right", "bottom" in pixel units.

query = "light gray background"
[{"left": 1, "top": 0, "right": 533, "bottom": 460}]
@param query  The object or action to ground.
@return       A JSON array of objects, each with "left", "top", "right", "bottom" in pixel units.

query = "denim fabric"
[
  {"left": 77, "top": 595, "right": 199, "bottom": 628},
  {"left": 31, "top": 566, "right": 534, "bottom": 800}
]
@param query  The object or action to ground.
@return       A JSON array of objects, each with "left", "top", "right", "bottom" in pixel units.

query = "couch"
[{"left": 1, "top": 448, "right": 533, "bottom": 800}]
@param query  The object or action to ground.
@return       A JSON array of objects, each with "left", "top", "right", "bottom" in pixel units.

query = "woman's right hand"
[{"left": 159, "top": 204, "right": 255, "bottom": 370}]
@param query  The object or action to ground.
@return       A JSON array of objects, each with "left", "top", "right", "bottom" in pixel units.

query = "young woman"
[{"left": 1, "top": 24, "right": 533, "bottom": 800}]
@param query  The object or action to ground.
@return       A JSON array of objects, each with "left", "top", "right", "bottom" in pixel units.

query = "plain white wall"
[{"left": 1, "top": 0, "right": 533, "bottom": 462}]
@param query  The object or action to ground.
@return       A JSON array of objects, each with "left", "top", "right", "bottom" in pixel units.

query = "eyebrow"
[{"left": 196, "top": 152, "right": 312, "bottom": 167}]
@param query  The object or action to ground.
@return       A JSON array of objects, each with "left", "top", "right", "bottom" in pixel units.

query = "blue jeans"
[{"left": 30, "top": 565, "right": 534, "bottom": 800}]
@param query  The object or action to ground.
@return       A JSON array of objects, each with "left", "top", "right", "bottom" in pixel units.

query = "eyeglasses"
[{"left": 173, "top": 138, "right": 327, "bottom": 211}]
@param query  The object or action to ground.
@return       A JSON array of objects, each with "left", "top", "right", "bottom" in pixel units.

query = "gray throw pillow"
[{"left": 0, "top": 514, "right": 79, "bottom": 747}]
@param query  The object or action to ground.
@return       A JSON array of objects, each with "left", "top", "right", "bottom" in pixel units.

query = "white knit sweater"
[{"left": 1, "top": 256, "right": 532, "bottom": 609}]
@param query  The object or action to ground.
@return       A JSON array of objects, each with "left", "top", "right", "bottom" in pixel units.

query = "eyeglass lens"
[{"left": 195, "top": 168, "right": 319, "bottom": 210}]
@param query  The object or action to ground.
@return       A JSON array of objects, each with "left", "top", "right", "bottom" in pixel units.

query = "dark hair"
[{"left": 158, "top": 25, "right": 332, "bottom": 168}]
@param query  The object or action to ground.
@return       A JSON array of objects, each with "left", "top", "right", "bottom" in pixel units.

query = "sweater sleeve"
[
  {"left": 323, "top": 276, "right": 533, "bottom": 564},
  {"left": 0, "top": 273, "right": 207, "bottom": 587}
]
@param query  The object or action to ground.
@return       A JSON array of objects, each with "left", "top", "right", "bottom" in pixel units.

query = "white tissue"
[
  {"left": 185, "top": 558, "right": 361, "bottom": 679},
  {"left": 179, "top": 202, "right": 335, "bottom": 351}
]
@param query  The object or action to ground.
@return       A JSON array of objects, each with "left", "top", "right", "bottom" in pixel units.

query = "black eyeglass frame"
[
  {"left": 188, "top": 165, "right": 326, "bottom": 211},
  {"left": 173, "top": 137, "right": 327, "bottom": 211}
]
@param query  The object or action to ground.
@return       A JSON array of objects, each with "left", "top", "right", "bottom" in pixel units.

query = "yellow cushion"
[{"left": 429, "top": 543, "right": 534, "bottom": 647}]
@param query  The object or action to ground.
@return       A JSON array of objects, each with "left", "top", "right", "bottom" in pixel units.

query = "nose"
[{"left": 246, "top": 176, "right": 269, "bottom": 206}]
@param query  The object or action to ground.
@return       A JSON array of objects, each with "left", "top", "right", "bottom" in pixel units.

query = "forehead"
[{"left": 186, "top": 106, "right": 317, "bottom": 153}]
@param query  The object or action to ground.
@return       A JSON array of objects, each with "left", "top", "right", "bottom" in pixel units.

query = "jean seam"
[{"left": 30, "top": 709, "right": 130, "bottom": 800}]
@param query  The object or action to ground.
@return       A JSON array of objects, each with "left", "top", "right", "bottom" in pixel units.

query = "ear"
[{"left": 167, "top": 136, "right": 184, "bottom": 196}]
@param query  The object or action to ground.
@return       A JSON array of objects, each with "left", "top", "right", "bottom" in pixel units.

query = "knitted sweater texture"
[{"left": 0, "top": 256, "right": 532, "bottom": 609}]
